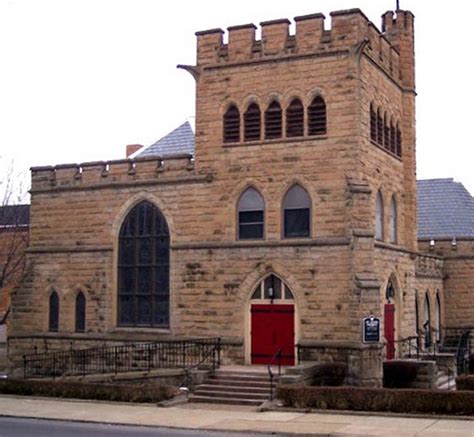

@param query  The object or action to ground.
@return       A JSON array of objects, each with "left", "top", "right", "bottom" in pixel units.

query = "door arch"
[{"left": 248, "top": 274, "right": 296, "bottom": 365}]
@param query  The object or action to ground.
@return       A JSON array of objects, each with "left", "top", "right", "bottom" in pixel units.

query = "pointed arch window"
[
  {"left": 396, "top": 123, "right": 402, "bottom": 157},
  {"left": 75, "top": 292, "right": 86, "bottom": 333},
  {"left": 377, "top": 108, "right": 383, "bottom": 145},
  {"left": 375, "top": 190, "right": 384, "bottom": 241},
  {"left": 251, "top": 274, "right": 294, "bottom": 301},
  {"left": 237, "top": 187, "right": 264, "bottom": 240},
  {"left": 283, "top": 184, "right": 311, "bottom": 238},
  {"left": 118, "top": 201, "right": 170, "bottom": 327},
  {"left": 423, "top": 294, "right": 431, "bottom": 348},
  {"left": 286, "top": 98, "right": 304, "bottom": 137},
  {"left": 308, "top": 96, "right": 327, "bottom": 135},
  {"left": 435, "top": 293, "right": 441, "bottom": 343},
  {"left": 370, "top": 103, "right": 377, "bottom": 142},
  {"left": 223, "top": 104, "right": 240, "bottom": 143},
  {"left": 384, "top": 113, "right": 390, "bottom": 149},
  {"left": 390, "top": 120, "right": 396, "bottom": 153},
  {"left": 244, "top": 103, "right": 261, "bottom": 142},
  {"left": 265, "top": 101, "right": 282, "bottom": 139},
  {"left": 389, "top": 196, "right": 397, "bottom": 244},
  {"left": 49, "top": 291, "right": 59, "bottom": 332}
]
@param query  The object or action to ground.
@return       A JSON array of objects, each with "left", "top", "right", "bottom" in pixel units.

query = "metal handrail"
[
  {"left": 23, "top": 338, "right": 221, "bottom": 379},
  {"left": 267, "top": 348, "right": 282, "bottom": 402}
]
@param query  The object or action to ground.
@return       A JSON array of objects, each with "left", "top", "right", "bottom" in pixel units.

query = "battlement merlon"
[
  {"left": 30, "top": 154, "right": 196, "bottom": 192},
  {"left": 195, "top": 9, "right": 414, "bottom": 84}
]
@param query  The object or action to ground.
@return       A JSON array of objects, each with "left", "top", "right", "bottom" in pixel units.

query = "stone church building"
[{"left": 8, "top": 8, "right": 474, "bottom": 386}]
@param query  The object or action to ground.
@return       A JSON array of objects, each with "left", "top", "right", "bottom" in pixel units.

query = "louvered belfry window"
[
  {"left": 49, "top": 291, "right": 59, "bottom": 332},
  {"left": 118, "top": 201, "right": 170, "bottom": 327},
  {"left": 396, "top": 124, "right": 402, "bottom": 157},
  {"left": 370, "top": 104, "right": 377, "bottom": 142},
  {"left": 384, "top": 114, "right": 390, "bottom": 149},
  {"left": 390, "top": 121, "right": 396, "bottom": 154},
  {"left": 265, "top": 101, "right": 282, "bottom": 139},
  {"left": 377, "top": 109, "right": 383, "bottom": 145},
  {"left": 223, "top": 104, "right": 240, "bottom": 143},
  {"left": 75, "top": 292, "right": 86, "bottom": 333},
  {"left": 308, "top": 96, "right": 327, "bottom": 135},
  {"left": 286, "top": 98, "right": 304, "bottom": 137},
  {"left": 244, "top": 103, "right": 261, "bottom": 141}
]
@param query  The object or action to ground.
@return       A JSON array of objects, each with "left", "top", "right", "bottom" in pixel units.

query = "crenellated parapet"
[
  {"left": 195, "top": 9, "right": 413, "bottom": 84},
  {"left": 30, "top": 154, "right": 196, "bottom": 193}
]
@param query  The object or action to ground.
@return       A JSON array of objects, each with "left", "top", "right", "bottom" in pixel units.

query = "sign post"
[{"left": 362, "top": 315, "right": 380, "bottom": 343}]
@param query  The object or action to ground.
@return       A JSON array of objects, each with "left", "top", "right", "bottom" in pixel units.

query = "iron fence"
[{"left": 23, "top": 338, "right": 221, "bottom": 379}]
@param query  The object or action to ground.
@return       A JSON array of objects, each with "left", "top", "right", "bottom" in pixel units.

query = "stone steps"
[
  {"left": 436, "top": 369, "right": 456, "bottom": 391},
  {"left": 189, "top": 369, "right": 272, "bottom": 406}
]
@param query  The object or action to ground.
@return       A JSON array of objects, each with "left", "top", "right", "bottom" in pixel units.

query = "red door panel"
[
  {"left": 384, "top": 304, "right": 395, "bottom": 360},
  {"left": 251, "top": 304, "right": 294, "bottom": 365}
]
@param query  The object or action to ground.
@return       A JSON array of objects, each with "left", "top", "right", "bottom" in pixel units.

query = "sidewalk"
[{"left": 0, "top": 395, "right": 473, "bottom": 436}]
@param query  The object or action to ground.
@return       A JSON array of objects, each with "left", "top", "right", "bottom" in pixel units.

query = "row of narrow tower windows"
[
  {"left": 370, "top": 104, "right": 402, "bottom": 157},
  {"left": 223, "top": 96, "right": 327, "bottom": 143},
  {"left": 48, "top": 291, "right": 86, "bottom": 333}
]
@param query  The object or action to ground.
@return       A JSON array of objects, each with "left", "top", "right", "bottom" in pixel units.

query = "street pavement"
[{"left": 0, "top": 395, "right": 473, "bottom": 436}]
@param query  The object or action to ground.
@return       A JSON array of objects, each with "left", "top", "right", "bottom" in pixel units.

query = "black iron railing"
[
  {"left": 23, "top": 338, "right": 221, "bottom": 379},
  {"left": 267, "top": 348, "right": 282, "bottom": 401},
  {"left": 456, "top": 331, "right": 471, "bottom": 375}
]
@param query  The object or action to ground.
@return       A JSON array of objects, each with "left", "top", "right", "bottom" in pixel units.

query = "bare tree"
[{"left": 0, "top": 160, "right": 29, "bottom": 325}]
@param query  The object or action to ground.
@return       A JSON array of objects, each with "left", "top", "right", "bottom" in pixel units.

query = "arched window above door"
[
  {"left": 118, "top": 201, "right": 170, "bottom": 328},
  {"left": 251, "top": 274, "right": 294, "bottom": 301},
  {"left": 283, "top": 184, "right": 311, "bottom": 238}
]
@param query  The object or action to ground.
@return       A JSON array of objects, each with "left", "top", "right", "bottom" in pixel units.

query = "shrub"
[
  {"left": 457, "top": 375, "right": 474, "bottom": 391},
  {"left": 276, "top": 385, "right": 474, "bottom": 416},
  {"left": 311, "top": 362, "right": 346, "bottom": 386},
  {"left": 383, "top": 360, "right": 418, "bottom": 388},
  {"left": 0, "top": 379, "right": 176, "bottom": 403}
]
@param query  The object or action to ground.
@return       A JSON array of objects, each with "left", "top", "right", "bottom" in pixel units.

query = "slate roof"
[
  {"left": 417, "top": 178, "right": 474, "bottom": 239},
  {"left": 137, "top": 121, "right": 195, "bottom": 158},
  {"left": 0, "top": 205, "right": 30, "bottom": 229}
]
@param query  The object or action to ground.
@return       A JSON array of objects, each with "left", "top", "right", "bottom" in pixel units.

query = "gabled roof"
[
  {"left": 0, "top": 204, "right": 30, "bottom": 229},
  {"left": 137, "top": 121, "right": 195, "bottom": 158},
  {"left": 417, "top": 178, "right": 474, "bottom": 239}
]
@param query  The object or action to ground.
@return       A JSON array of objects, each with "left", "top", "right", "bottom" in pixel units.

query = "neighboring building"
[{"left": 8, "top": 8, "right": 473, "bottom": 385}]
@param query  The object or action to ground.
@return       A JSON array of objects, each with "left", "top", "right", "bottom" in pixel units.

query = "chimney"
[{"left": 126, "top": 144, "right": 143, "bottom": 158}]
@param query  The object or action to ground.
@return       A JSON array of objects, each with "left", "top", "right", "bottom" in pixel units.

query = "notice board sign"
[{"left": 362, "top": 315, "right": 380, "bottom": 343}]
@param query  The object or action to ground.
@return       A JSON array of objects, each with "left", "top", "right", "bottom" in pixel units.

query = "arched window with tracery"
[
  {"left": 223, "top": 104, "right": 240, "bottom": 143},
  {"left": 265, "top": 101, "right": 282, "bottom": 139},
  {"left": 118, "top": 201, "right": 170, "bottom": 327},
  {"left": 283, "top": 184, "right": 311, "bottom": 238},
  {"left": 286, "top": 98, "right": 304, "bottom": 137},
  {"left": 244, "top": 103, "right": 261, "bottom": 141},
  {"left": 389, "top": 196, "right": 397, "bottom": 244},
  {"left": 251, "top": 274, "right": 294, "bottom": 301},
  {"left": 237, "top": 187, "right": 264, "bottom": 240},
  {"left": 375, "top": 190, "right": 384, "bottom": 241},
  {"left": 75, "top": 292, "right": 86, "bottom": 333},
  {"left": 49, "top": 290, "right": 59, "bottom": 332},
  {"left": 308, "top": 96, "right": 327, "bottom": 136}
]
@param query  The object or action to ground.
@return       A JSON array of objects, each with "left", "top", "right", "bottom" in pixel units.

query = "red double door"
[
  {"left": 251, "top": 304, "right": 295, "bottom": 365},
  {"left": 384, "top": 303, "right": 395, "bottom": 360}
]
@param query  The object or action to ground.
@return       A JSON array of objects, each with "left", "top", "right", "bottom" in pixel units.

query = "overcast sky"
[{"left": 1, "top": 0, "right": 473, "bottom": 201}]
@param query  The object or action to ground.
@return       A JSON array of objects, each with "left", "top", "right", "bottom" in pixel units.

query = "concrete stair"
[{"left": 189, "top": 369, "right": 272, "bottom": 406}]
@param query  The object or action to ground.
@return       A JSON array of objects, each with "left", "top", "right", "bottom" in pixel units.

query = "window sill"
[
  {"left": 113, "top": 327, "right": 171, "bottom": 334},
  {"left": 370, "top": 140, "right": 402, "bottom": 161},
  {"left": 224, "top": 135, "right": 328, "bottom": 148}
]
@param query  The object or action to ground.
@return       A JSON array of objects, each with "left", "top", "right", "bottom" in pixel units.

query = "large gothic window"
[
  {"left": 389, "top": 196, "right": 397, "bottom": 244},
  {"left": 237, "top": 187, "right": 264, "bottom": 240},
  {"left": 283, "top": 184, "right": 311, "bottom": 238},
  {"left": 375, "top": 190, "right": 384, "bottom": 241},
  {"left": 49, "top": 290, "right": 59, "bottom": 332},
  {"left": 118, "top": 201, "right": 170, "bottom": 328}
]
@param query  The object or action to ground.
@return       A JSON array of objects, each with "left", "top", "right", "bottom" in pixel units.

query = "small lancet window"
[
  {"left": 375, "top": 190, "right": 384, "bottom": 241},
  {"left": 49, "top": 290, "right": 59, "bottom": 332},
  {"left": 389, "top": 196, "right": 397, "bottom": 244},
  {"left": 251, "top": 274, "right": 294, "bottom": 301},
  {"left": 286, "top": 98, "right": 304, "bottom": 137},
  {"left": 265, "top": 101, "right": 282, "bottom": 139},
  {"left": 370, "top": 104, "right": 377, "bottom": 142},
  {"left": 223, "top": 104, "right": 240, "bottom": 143},
  {"left": 244, "top": 103, "right": 261, "bottom": 142},
  {"left": 308, "top": 96, "right": 327, "bottom": 136},
  {"left": 237, "top": 187, "right": 264, "bottom": 240},
  {"left": 390, "top": 120, "right": 396, "bottom": 154},
  {"left": 75, "top": 292, "right": 86, "bottom": 333},
  {"left": 283, "top": 184, "right": 311, "bottom": 238},
  {"left": 384, "top": 113, "right": 390, "bottom": 149}
]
